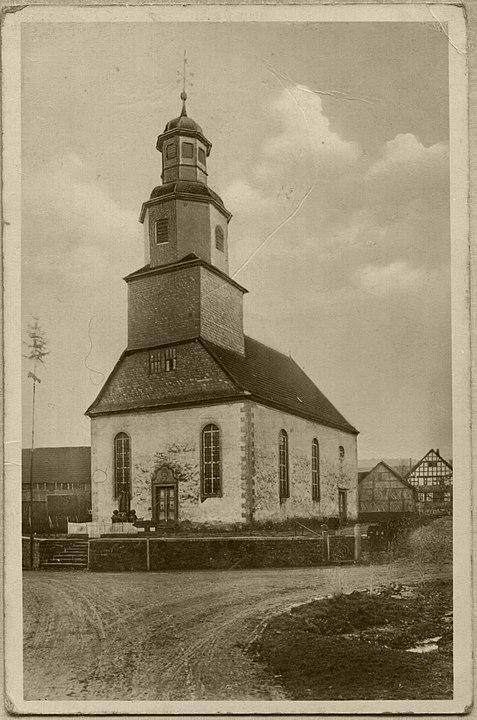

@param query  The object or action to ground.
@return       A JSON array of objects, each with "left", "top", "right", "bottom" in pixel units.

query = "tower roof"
[
  {"left": 162, "top": 90, "right": 203, "bottom": 135},
  {"left": 164, "top": 113, "right": 203, "bottom": 134}
]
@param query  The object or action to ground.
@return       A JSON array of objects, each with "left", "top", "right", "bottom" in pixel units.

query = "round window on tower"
[{"left": 215, "top": 226, "right": 225, "bottom": 252}]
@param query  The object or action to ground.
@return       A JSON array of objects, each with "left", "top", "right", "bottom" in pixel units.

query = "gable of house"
[
  {"left": 406, "top": 449, "right": 453, "bottom": 487},
  {"left": 358, "top": 461, "right": 416, "bottom": 514}
]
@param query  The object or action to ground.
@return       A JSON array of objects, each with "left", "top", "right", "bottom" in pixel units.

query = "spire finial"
[{"left": 180, "top": 49, "right": 188, "bottom": 116}]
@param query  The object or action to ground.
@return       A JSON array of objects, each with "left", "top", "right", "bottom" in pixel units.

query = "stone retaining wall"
[{"left": 89, "top": 536, "right": 332, "bottom": 572}]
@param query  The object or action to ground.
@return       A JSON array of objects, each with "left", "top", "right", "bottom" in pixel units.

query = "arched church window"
[
  {"left": 114, "top": 432, "right": 131, "bottom": 499},
  {"left": 279, "top": 430, "right": 289, "bottom": 499},
  {"left": 312, "top": 439, "right": 320, "bottom": 500},
  {"left": 182, "top": 142, "right": 194, "bottom": 159},
  {"left": 215, "top": 226, "right": 225, "bottom": 252},
  {"left": 339, "top": 445, "right": 345, "bottom": 460},
  {"left": 201, "top": 424, "right": 221, "bottom": 497},
  {"left": 166, "top": 142, "right": 176, "bottom": 159}
]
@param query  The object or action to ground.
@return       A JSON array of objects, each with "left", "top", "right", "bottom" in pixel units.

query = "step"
[
  {"left": 41, "top": 563, "right": 88, "bottom": 570},
  {"left": 48, "top": 556, "right": 87, "bottom": 562}
]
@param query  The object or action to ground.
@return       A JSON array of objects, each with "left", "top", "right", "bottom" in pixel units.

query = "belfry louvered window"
[
  {"left": 201, "top": 424, "right": 221, "bottom": 497},
  {"left": 215, "top": 226, "right": 225, "bottom": 252},
  {"left": 182, "top": 142, "right": 194, "bottom": 158},
  {"left": 114, "top": 432, "right": 131, "bottom": 499},
  {"left": 312, "top": 439, "right": 320, "bottom": 500},
  {"left": 155, "top": 218, "right": 169, "bottom": 244},
  {"left": 279, "top": 430, "right": 289, "bottom": 499}
]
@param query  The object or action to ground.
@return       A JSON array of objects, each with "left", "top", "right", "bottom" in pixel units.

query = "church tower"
[{"left": 127, "top": 91, "right": 247, "bottom": 355}]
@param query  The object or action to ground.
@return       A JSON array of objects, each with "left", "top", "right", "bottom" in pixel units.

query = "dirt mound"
[
  {"left": 248, "top": 579, "right": 452, "bottom": 700},
  {"left": 397, "top": 516, "right": 452, "bottom": 564}
]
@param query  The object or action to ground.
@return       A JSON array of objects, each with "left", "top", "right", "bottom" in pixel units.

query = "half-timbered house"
[{"left": 406, "top": 449, "right": 453, "bottom": 514}]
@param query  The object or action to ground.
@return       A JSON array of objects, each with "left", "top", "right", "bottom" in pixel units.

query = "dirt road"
[{"left": 23, "top": 561, "right": 451, "bottom": 701}]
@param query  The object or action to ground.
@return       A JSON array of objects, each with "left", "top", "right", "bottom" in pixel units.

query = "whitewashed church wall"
[
  {"left": 90, "top": 402, "right": 245, "bottom": 526},
  {"left": 250, "top": 403, "right": 358, "bottom": 523}
]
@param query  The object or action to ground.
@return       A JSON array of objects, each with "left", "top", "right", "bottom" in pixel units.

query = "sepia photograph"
[{"left": 2, "top": 3, "right": 472, "bottom": 715}]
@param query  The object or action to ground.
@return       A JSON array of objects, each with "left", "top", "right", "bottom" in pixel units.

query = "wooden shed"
[{"left": 358, "top": 461, "right": 416, "bottom": 522}]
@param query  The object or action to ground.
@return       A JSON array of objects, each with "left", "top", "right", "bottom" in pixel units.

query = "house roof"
[
  {"left": 86, "top": 336, "right": 358, "bottom": 434},
  {"left": 22, "top": 447, "right": 91, "bottom": 485},
  {"left": 405, "top": 448, "right": 453, "bottom": 479},
  {"left": 358, "top": 460, "right": 416, "bottom": 491}
]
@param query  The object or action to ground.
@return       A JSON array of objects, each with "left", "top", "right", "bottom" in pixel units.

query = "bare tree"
[{"left": 23, "top": 318, "right": 49, "bottom": 568}]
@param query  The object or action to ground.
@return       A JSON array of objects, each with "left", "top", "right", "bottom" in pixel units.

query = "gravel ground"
[{"left": 23, "top": 560, "right": 452, "bottom": 701}]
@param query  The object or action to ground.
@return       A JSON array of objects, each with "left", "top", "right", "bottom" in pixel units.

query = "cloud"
[
  {"left": 357, "top": 261, "right": 422, "bottom": 295},
  {"left": 256, "top": 86, "right": 361, "bottom": 182},
  {"left": 222, "top": 85, "right": 448, "bottom": 296},
  {"left": 368, "top": 133, "right": 448, "bottom": 176},
  {"left": 23, "top": 153, "right": 141, "bottom": 284}
]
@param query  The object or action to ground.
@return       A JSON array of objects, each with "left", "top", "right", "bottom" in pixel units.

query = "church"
[{"left": 86, "top": 91, "right": 359, "bottom": 529}]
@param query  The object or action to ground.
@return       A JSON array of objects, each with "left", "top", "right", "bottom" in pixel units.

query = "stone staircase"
[{"left": 42, "top": 540, "right": 88, "bottom": 570}]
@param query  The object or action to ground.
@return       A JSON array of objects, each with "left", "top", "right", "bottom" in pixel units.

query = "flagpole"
[{"left": 28, "top": 369, "right": 40, "bottom": 569}]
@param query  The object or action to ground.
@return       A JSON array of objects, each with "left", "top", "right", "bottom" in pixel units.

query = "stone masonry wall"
[
  {"left": 91, "top": 402, "right": 245, "bottom": 526},
  {"left": 251, "top": 402, "right": 358, "bottom": 523},
  {"left": 89, "top": 537, "right": 327, "bottom": 571}
]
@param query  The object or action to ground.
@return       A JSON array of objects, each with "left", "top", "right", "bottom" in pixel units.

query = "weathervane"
[{"left": 177, "top": 50, "right": 193, "bottom": 116}]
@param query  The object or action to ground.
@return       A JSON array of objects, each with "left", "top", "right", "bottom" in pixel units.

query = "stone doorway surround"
[{"left": 151, "top": 466, "right": 178, "bottom": 525}]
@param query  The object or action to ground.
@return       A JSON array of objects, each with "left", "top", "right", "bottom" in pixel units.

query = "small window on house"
[
  {"left": 339, "top": 445, "right": 345, "bottom": 459},
  {"left": 198, "top": 147, "right": 206, "bottom": 165},
  {"left": 201, "top": 424, "right": 221, "bottom": 496},
  {"left": 166, "top": 142, "right": 177, "bottom": 159},
  {"left": 312, "top": 439, "right": 320, "bottom": 500},
  {"left": 427, "top": 460, "right": 437, "bottom": 467},
  {"left": 279, "top": 430, "right": 289, "bottom": 499},
  {"left": 182, "top": 142, "right": 194, "bottom": 159},
  {"left": 215, "top": 226, "right": 225, "bottom": 252},
  {"left": 155, "top": 218, "right": 169, "bottom": 244},
  {"left": 164, "top": 347, "right": 177, "bottom": 372},
  {"left": 114, "top": 432, "right": 131, "bottom": 499},
  {"left": 149, "top": 351, "right": 161, "bottom": 375}
]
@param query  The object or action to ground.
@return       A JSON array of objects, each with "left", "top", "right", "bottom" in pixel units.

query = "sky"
[{"left": 21, "top": 21, "right": 451, "bottom": 459}]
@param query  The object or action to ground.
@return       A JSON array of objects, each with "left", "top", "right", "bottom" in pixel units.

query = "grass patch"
[{"left": 248, "top": 579, "right": 452, "bottom": 700}]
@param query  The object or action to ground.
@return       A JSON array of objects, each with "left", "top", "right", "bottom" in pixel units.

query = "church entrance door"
[
  {"left": 153, "top": 484, "right": 177, "bottom": 525},
  {"left": 338, "top": 489, "right": 348, "bottom": 524}
]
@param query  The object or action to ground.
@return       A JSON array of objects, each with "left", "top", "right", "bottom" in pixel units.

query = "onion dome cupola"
[
  {"left": 157, "top": 91, "right": 211, "bottom": 185},
  {"left": 139, "top": 90, "right": 233, "bottom": 276}
]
